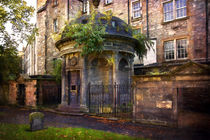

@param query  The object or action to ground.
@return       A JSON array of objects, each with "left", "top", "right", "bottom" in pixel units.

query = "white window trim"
[
  {"left": 164, "top": 39, "right": 188, "bottom": 61},
  {"left": 132, "top": 0, "right": 142, "bottom": 19},
  {"left": 163, "top": 0, "right": 187, "bottom": 22},
  {"left": 53, "top": 19, "right": 58, "bottom": 32},
  {"left": 105, "top": 0, "right": 113, "bottom": 5}
]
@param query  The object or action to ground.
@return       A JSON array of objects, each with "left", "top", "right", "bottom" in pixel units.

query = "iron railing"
[{"left": 88, "top": 82, "right": 132, "bottom": 119}]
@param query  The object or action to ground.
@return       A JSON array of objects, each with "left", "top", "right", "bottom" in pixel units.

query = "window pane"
[
  {"left": 164, "top": 41, "right": 174, "bottom": 60},
  {"left": 164, "top": 2, "right": 173, "bottom": 21},
  {"left": 176, "top": 0, "right": 186, "bottom": 18},
  {"left": 106, "top": 0, "right": 112, "bottom": 4},
  {"left": 177, "top": 39, "right": 187, "bottom": 59},
  {"left": 133, "top": 29, "right": 141, "bottom": 35},
  {"left": 132, "top": 1, "right": 141, "bottom": 18}
]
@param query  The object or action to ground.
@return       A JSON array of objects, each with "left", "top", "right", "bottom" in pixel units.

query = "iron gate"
[{"left": 88, "top": 83, "right": 132, "bottom": 119}]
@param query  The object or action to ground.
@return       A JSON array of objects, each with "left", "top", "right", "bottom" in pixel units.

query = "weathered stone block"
[{"left": 29, "top": 112, "right": 44, "bottom": 131}]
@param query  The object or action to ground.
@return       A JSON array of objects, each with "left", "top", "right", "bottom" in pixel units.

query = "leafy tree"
[
  {"left": 52, "top": 59, "right": 62, "bottom": 84},
  {"left": 0, "top": 0, "right": 35, "bottom": 83}
]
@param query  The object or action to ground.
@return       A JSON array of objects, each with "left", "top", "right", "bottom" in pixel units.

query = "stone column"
[
  {"left": 61, "top": 56, "right": 67, "bottom": 105},
  {"left": 80, "top": 56, "right": 88, "bottom": 111},
  {"left": 113, "top": 51, "right": 119, "bottom": 84}
]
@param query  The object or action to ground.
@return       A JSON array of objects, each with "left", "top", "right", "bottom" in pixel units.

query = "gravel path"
[{"left": 0, "top": 106, "right": 209, "bottom": 140}]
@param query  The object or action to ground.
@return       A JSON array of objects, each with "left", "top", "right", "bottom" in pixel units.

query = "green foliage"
[
  {"left": 133, "top": 33, "right": 154, "bottom": 59},
  {"left": 0, "top": 45, "right": 21, "bottom": 83},
  {"left": 0, "top": 123, "right": 145, "bottom": 140},
  {"left": 0, "top": 0, "right": 35, "bottom": 83},
  {"left": 52, "top": 59, "right": 62, "bottom": 84},
  {"left": 0, "top": 85, "right": 9, "bottom": 105},
  {"left": 62, "top": 10, "right": 152, "bottom": 59},
  {"left": 63, "top": 11, "right": 106, "bottom": 56}
]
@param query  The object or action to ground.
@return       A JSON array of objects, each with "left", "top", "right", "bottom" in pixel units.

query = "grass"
[{"left": 0, "top": 123, "right": 147, "bottom": 140}]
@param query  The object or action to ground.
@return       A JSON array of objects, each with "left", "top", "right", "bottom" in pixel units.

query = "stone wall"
[
  {"left": 25, "top": 80, "right": 37, "bottom": 107},
  {"left": 8, "top": 82, "right": 17, "bottom": 105},
  {"left": 36, "top": 0, "right": 82, "bottom": 75},
  {"left": 132, "top": 74, "right": 210, "bottom": 128},
  {"left": 142, "top": 0, "right": 208, "bottom": 63},
  {"left": 8, "top": 77, "right": 60, "bottom": 107},
  {"left": 0, "top": 84, "right": 9, "bottom": 105}
]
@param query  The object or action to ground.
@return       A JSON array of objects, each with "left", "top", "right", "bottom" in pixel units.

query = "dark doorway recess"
[{"left": 17, "top": 84, "right": 26, "bottom": 106}]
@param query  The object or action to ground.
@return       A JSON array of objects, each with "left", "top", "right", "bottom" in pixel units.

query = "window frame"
[
  {"left": 164, "top": 38, "right": 188, "bottom": 61},
  {"left": 105, "top": 0, "right": 113, "bottom": 5},
  {"left": 133, "top": 28, "right": 141, "bottom": 36},
  {"left": 132, "top": 0, "right": 142, "bottom": 19},
  {"left": 53, "top": 0, "right": 58, "bottom": 7},
  {"left": 83, "top": 0, "right": 88, "bottom": 14},
  {"left": 163, "top": 0, "right": 187, "bottom": 22},
  {"left": 53, "top": 18, "right": 58, "bottom": 32}
]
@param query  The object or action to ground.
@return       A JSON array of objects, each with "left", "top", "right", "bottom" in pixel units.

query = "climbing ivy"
[
  {"left": 51, "top": 59, "right": 62, "bottom": 84},
  {"left": 63, "top": 11, "right": 106, "bottom": 56},
  {"left": 133, "top": 33, "right": 154, "bottom": 59},
  {"left": 60, "top": 10, "right": 152, "bottom": 59}
]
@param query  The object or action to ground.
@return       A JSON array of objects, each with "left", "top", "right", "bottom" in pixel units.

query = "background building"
[{"left": 33, "top": 0, "right": 209, "bottom": 76}]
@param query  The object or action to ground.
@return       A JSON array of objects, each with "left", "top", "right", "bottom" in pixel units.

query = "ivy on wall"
[
  {"left": 63, "top": 11, "right": 106, "bottom": 56},
  {"left": 55, "top": 10, "right": 153, "bottom": 59}
]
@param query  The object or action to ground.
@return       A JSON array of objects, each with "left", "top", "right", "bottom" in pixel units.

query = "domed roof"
[
  {"left": 56, "top": 13, "right": 138, "bottom": 47},
  {"left": 73, "top": 13, "right": 133, "bottom": 38}
]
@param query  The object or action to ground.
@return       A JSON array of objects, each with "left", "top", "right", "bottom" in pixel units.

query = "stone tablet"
[{"left": 29, "top": 112, "right": 44, "bottom": 131}]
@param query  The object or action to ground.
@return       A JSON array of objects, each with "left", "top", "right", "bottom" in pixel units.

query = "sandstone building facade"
[{"left": 34, "top": 0, "right": 209, "bottom": 75}]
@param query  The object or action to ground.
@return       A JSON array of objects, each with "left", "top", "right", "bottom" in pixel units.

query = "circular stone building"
[{"left": 56, "top": 13, "right": 139, "bottom": 112}]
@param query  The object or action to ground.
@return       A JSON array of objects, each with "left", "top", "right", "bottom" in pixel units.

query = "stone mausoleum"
[{"left": 56, "top": 12, "right": 139, "bottom": 111}]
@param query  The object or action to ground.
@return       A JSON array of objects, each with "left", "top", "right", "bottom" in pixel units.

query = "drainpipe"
[
  {"left": 67, "top": 0, "right": 70, "bottom": 20},
  {"left": 128, "top": 0, "right": 130, "bottom": 24},
  {"left": 146, "top": 0, "right": 149, "bottom": 38},
  {"left": 206, "top": 0, "right": 208, "bottom": 62}
]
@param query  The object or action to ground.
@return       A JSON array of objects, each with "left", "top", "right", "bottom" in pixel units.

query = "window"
[
  {"left": 176, "top": 0, "right": 187, "bottom": 18},
  {"left": 163, "top": 0, "right": 186, "bottom": 22},
  {"left": 132, "top": 1, "right": 141, "bottom": 19},
  {"left": 133, "top": 28, "right": 141, "bottom": 35},
  {"left": 164, "top": 41, "right": 174, "bottom": 60},
  {"left": 53, "top": 19, "right": 58, "bottom": 32},
  {"left": 177, "top": 39, "right": 187, "bottom": 58},
  {"left": 105, "top": 0, "right": 112, "bottom": 5},
  {"left": 164, "top": 39, "right": 187, "bottom": 61},
  {"left": 53, "top": 0, "right": 58, "bottom": 6},
  {"left": 83, "top": 0, "right": 88, "bottom": 13}
]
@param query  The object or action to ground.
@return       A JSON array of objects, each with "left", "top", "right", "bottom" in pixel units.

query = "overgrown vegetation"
[
  {"left": 0, "top": 0, "right": 36, "bottom": 83},
  {"left": 63, "top": 11, "right": 106, "bottom": 56},
  {"left": 51, "top": 59, "right": 62, "bottom": 84},
  {"left": 133, "top": 33, "right": 153, "bottom": 59},
  {"left": 0, "top": 123, "right": 146, "bottom": 140},
  {"left": 57, "top": 10, "right": 152, "bottom": 59}
]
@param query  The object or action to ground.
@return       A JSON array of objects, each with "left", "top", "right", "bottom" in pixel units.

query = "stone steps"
[{"left": 52, "top": 105, "right": 85, "bottom": 116}]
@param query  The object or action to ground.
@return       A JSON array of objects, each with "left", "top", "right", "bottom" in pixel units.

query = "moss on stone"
[{"left": 29, "top": 112, "right": 44, "bottom": 123}]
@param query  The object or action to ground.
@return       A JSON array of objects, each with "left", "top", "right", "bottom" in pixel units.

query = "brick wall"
[
  {"left": 8, "top": 81, "right": 17, "bottom": 105},
  {"left": 142, "top": 0, "right": 208, "bottom": 63},
  {"left": 132, "top": 73, "right": 210, "bottom": 127},
  {"left": 25, "top": 80, "right": 37, "bottom": 107}
]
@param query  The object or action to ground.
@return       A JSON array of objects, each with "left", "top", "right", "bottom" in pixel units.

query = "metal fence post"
[{"left": 88, "top": 82, "right": 91, "bottom": 112}]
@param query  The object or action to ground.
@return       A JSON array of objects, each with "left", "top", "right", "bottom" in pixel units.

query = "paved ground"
[{"left": 0, "top": 106, "right": 209, "bottom": 140}]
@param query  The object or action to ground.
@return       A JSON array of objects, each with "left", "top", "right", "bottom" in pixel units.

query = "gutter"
[
  {"left": 206, "top": 0, "right": 209, "bottom": 62},
  {"left": 128, "top": 0, "right": 130, "bottom": 24},
  {"left": 146, "top": 0, "right": 149, "bottom": 38},
  {"left": 67, "top": 0, "right": 70, "bottom": 20}
]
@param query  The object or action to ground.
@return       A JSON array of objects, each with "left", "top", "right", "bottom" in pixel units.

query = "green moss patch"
[
  {"left": 0, "top": 123, "right": 148, "bottom": 140},
  {"left": 29, "top": 112, "right": 44, "bottom": 123}
]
